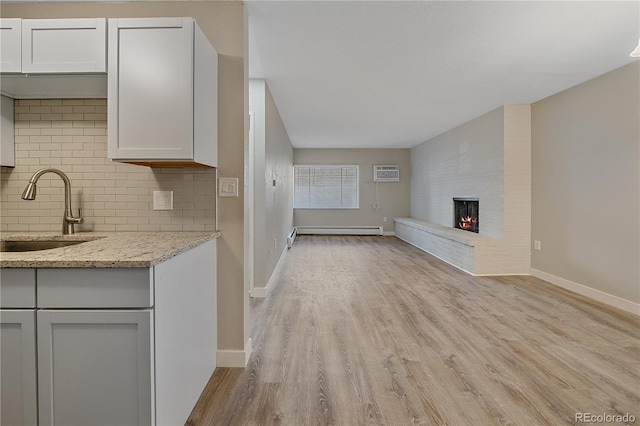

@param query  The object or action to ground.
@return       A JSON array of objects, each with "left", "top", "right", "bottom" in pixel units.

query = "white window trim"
[{"left": 294, "top": 164, "right": 359, "bottom": 210}]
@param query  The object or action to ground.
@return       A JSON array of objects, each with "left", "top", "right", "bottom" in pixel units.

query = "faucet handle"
[{"left": 66, "top": 209, "right": 84, "bottom": 224}]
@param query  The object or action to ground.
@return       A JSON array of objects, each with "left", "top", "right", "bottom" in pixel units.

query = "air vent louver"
[{"left": 373, "top": 165, "right": 399, "bottom": 182}]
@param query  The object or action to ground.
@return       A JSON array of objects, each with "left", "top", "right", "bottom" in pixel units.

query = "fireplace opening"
[{"left": 453, "top": 198, "right": 479, "bottom": 233}]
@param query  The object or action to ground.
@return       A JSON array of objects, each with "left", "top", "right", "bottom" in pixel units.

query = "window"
[{"left": 294, "top": 165, "right": 359, "bottom": 209}]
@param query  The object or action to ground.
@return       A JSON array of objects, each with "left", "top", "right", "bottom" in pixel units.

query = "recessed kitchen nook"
[{"left": 1, "top": 15, "right": 222, "bottom": 426}]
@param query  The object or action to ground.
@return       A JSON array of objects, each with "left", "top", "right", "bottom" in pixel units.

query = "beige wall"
[
  {"left": 249, "top": 79, "right": 294, "bottom": 291},
  {"left": 264, "top": 83, "right": 294, "bottom": 284},
  {"left": 1, "top": 2, "right": 248, "bottom": 354},
  {"left": 0, "top": 99, "right": 216, "bottom": 232},
  {"left": 531, "top": 62, "right": 639, "bottom": 304},
  {"left": 249, "top": 80, "right": 267, "bottom": 291},
  {"left": 293, "top": 148, "right": 410, "bottom": 233}
]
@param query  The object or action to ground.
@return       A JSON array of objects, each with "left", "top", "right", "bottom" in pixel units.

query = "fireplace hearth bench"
[{"left": 394, "top": 217, "right": 518, "bottom": 276}]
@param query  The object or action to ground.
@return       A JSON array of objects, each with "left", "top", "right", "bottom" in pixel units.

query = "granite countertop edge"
[{"left": 0, "top": 231, "right": 221, "bottom": 268}]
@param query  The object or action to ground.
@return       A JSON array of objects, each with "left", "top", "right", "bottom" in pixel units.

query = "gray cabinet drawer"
[
  {"left": 37, "top": 268, "right": 153, "bottom": 308},
  {"left": 0, "top": 269, "right": 36, "bottom": 308}
]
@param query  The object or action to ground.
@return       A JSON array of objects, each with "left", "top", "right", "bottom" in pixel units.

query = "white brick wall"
[
  {"left": 502, "top": 104, "right": 532, "bottom": 274},
  {"left": 410, "top": 107, "right": 504, "bottom": 238},
  {"left": 0, "top": 99, "right": 216, "bottom": 233},
  {"left": 406, "top": 105, "right": 531, "bottom": 275}
]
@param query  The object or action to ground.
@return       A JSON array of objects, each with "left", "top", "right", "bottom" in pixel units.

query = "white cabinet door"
[
  {"left": 108, "top": 17, "right": 217, "bottom": 167},
  {"left": 37, "top": 310, "right": 154, "bottom": 426},
  {"left": 108, "top": 17, "right": 194, "bottom": 161},
  {"left": 0, "top": 19, "right": 21, "bottom": 73},
  {"left": 22, "top": 18, "right": 107, "bottom": 73},
  {"left": 1, "top": 310, "right": 38, "bottom": 426}
]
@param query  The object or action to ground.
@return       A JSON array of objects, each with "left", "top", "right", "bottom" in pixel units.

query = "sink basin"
[{"left": 0, "top": 240, "right": 85, "bottom": 252}]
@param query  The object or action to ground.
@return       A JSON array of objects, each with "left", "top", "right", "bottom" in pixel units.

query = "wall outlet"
[
  {"left": 534, "top": 240, "right": 542, "bottom": 251},
  {"left": 383, "top": 217, "right": 388, "bottom": 222},
  {"left": 153, "top": 191, "right": 173, "bottom": 210}
]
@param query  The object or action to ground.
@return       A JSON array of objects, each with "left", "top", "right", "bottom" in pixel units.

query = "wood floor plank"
[{"left": 188, "top": 236, "right": 640, "bottom": 425}]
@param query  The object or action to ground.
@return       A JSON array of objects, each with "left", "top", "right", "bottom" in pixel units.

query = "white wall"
[{"left": 531, "top": 62, "right": 639, "bottom": 305}]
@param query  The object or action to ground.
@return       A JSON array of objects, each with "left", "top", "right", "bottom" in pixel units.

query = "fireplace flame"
[{"left": 459, "top": 216, "right": 478, "bottom": 230}]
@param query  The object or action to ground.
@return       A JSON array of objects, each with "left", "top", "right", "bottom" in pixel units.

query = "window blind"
[{"left": 294, "top": 165, "right": 359, "bottom": 209}]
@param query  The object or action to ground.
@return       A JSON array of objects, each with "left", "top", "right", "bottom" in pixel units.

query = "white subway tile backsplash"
[{"left": 1, "top": 99, "right": 216, "bottom": 233}]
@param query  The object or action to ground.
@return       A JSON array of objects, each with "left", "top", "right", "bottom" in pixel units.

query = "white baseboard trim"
[
  {"left": 216, "top": 337, "right": 252, "bottom": 368},
  {"left": 474, "top": 272, "right": 533, "bottom": 277},
  {"left": 251, "top": 245, "right": 288, "bottom": 299},
  {"left": 296, "top": 225, "right": 383, "bottom": 236},
  {"left": 382, "top": 231, "right": 396, "bottom": 236},
  {"left": 531, "top": 268, "right": 639, "bottom": 316}
]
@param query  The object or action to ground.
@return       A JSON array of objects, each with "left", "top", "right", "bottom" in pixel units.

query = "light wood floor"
[{"left": 187, "top": 236, "right": 640, "bottom": 425}]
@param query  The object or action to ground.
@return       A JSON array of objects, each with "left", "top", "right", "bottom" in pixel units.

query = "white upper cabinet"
[
  {"left": 1, "top": 95, "right": 15, "bottom": 167},
  {"left": 21, "top": 18, "right": 107, "bottom": 74},
  {"left": 1, "top": 18, "right": 107, "bottom": 99},
  {"left": 0, "top": 19, "right": 22, "bottom": 73},
  {"left": 108, "top": 17, "right": 218, "bottom": 167}
]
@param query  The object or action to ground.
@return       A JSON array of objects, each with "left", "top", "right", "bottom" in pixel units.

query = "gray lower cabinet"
[
  {"left": 0, "top": 268, "right": 37, "bottom": 426},
  {"left": 37, "top": 310, "right": 153, "bottom": 426},
  {"left": 33, "top": 267, "right": 155, "bottom": 426},
  {"left": 0, "top": 310, "right": 38, "bottom": 426},
  {"left": 0, "top": 239, "right": 216, "bottom": 425}
]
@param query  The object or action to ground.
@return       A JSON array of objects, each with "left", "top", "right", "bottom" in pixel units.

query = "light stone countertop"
[{"left": 0, "top": 231, "right": 220, "bottom": 268}]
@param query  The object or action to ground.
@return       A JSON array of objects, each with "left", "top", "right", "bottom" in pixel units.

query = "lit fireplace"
[{"left": 453, "top": 198, "right": 479, "bottom": 233}]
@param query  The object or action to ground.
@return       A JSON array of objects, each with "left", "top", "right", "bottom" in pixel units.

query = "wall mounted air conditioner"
[{"left": 373, "top": 165, "right": 400, "bottom": 182}]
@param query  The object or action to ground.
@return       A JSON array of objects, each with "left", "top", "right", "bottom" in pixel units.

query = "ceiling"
[{"left": 247, "top": 1, "right": 639, "bottom": 149}]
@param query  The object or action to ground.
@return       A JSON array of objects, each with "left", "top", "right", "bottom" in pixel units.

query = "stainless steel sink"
[{"left": 0, "top": 240, "right": 85, "bottom": 252}]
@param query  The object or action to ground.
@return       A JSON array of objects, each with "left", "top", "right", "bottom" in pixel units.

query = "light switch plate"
[
  {"left": 219, "top": 177, "right": 239, "bottom": 197},
  {"left": 153, "top": 191, "right": 173, "bottom": 210}
]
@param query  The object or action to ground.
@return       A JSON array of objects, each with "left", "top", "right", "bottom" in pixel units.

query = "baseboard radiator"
[
  {"left": 295, "top": 226, "right": 383, "bottom": 236},
  {"left": 286, "top": 228, "right": 297, "bottom": 248}
]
